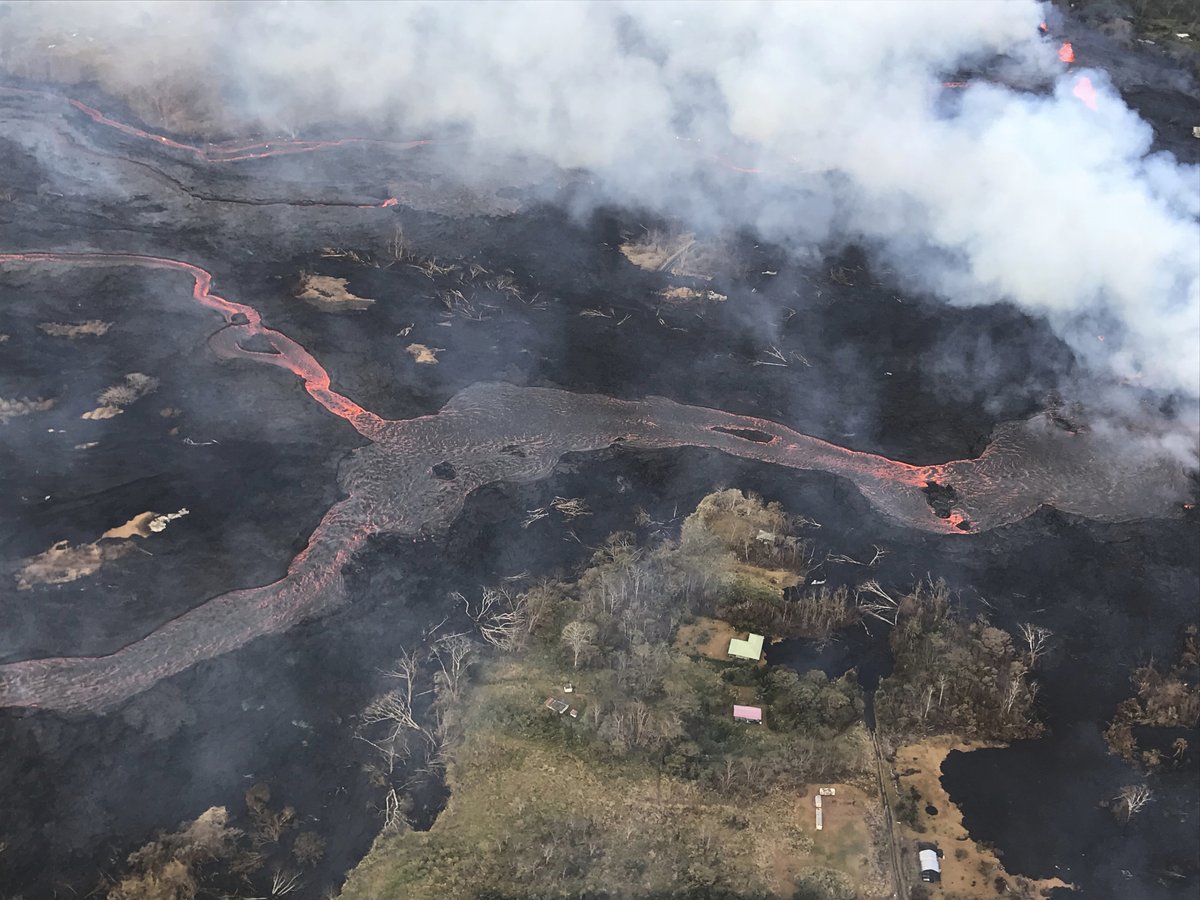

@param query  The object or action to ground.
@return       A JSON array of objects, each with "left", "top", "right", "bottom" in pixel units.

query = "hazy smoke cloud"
[{"left": 3, "top": 0, "right": 1199, "bottom": 400}]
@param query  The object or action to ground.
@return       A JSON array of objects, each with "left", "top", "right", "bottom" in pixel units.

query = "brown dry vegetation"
[
  {"left": 687, "top": 491, "right": 873, "bottom": 644},
  {"left": 38, "top": 319, "right": 112, "bottom": 338},
  {"left": 689, "top": 489, "right": 799, "bottom": 564},
  {"left": 106, "top": 807, "right": 240, "bottom": 900},
  {"left": 340, "top": 653, "right": 886, "bottom": 900},
  {"left": 102, "top": 512, "right": 161, "bottom": 541},
  {"left": 97, "top": 373, "right": 158, "bottom": 406},
  {"left": 18, "top": 509, "right": 188, "bottom": 589},
  {"left": 405, "top": 343, "right": 443, "bottom": 365},
  {"left": 875, "top": 580, "right": 1043, "bottom": 743},
  {"left": 80, "top": 372, "right": 159, "bottom": 419},
  {"left": 658, "top": 285, "right": 727, "bottom": 303},
  {"left": 99, "top": 794, "right": 324, "bottom": 900},
  {"left": 16, "top": 538, "right": 134, "bottom": 590},
  {"left": 618, "top": 230, "right": 727, "bottom": 280},
  {"left": 0, "top": 395, "right": 55, "bottom": 424},
  {"left": 102, "top": 509, "right": 189, "bottom": 540},
  {"left": 871, "top": 587, "right": 1064, "bottom": 897},
  {"left": 81, "top": 405, "right": 124, "bottom": 420},
  {"left": 1105, "top": 625, "right": 1200, "bottom": 768},
  {"left": 295, "top": 274, "right": 375, "bottom": 311},
  {"left": 674, "top": 615, "right": 742, "bottom": 661},
  {"left": 342, "top": 490, "right": 888, "bottom": 899}
]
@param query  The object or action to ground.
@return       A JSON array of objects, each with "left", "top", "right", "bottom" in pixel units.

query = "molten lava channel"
[
  {"left": 0, "top": 253, "right": 1187, "bottom": 714},
  {"left": 0, "top": 85, "right": 422, "bottom": 208}
]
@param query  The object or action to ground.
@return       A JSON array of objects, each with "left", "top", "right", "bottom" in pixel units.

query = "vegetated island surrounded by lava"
[{"left": 0, "top": 14, "right": 1198, "bottom": 900}]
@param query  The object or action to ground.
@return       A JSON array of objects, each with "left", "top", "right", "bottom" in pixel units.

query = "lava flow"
[
  {"left": 0, "top": 252, "right": 385, "bottom": 440},
  {"left": 0, "top": 85, "right": 432, "bottom": 164},
  {"left": 0, "top": 85, "right": 415, "bottom": 207},
  {"left": 0, "top": 253, "right": 1189, "bottom": 714}
]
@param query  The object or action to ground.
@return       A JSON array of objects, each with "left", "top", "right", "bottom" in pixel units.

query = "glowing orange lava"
[
  {"left": 0, "top": 85, "right": 428, "bottom": 206},
  {"left": 1059, "top": 42, "right": 1076, "bottom": 64}
]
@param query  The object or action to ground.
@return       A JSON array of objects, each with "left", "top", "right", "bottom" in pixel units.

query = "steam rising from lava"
[{"left": 3, "top": 2, "right": 1198, "bottom": 406}]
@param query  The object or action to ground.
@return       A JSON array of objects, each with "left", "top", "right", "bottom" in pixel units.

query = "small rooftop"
[
  {"left": 728, "top": 632, "right": 765, "bottom": 661},
  {"left": 733, "top": 704, "right": 763, "bottom": 722}
]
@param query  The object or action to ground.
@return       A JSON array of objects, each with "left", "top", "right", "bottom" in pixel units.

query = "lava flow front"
[
  {"left": 0, "top": 253, "right": 1188, "bottom": 714},
  {"left": 0, "top": 85, "right": 433, "bottom": 165}
]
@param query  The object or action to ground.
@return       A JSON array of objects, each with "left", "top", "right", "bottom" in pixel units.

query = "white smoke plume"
[{"left": 3, "top": 0, "right": 1199, "bottom": 401}]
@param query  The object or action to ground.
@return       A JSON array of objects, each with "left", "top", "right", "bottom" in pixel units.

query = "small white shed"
[{"left": 918, "top": 847, "right": 941, "bottom": 883}]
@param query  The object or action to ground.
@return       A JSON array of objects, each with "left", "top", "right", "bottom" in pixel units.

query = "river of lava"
[
  {"left": 0, "top": 85, "right": 431, "bottom": 164},
  {"left": 0, "top": 252, "right": 1189, "bottom": 714},
  {"left": 0, "top": 252, "right": 385, "bottom": 439}
]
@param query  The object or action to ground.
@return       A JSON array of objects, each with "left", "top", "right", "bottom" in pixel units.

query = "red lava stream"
[
  {"left": 1, "top": 84, "right": 433, "bottom": 164},
  {"left": 0, "top": 252, "right": 1188, "bottom": 713},
  {"left": 0, "top": 85, "right": 424, "bottom": 207}
]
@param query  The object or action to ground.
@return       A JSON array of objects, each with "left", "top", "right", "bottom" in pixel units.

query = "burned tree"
[
  {"left": 561, "top": 620, "right": 598, "bottom": 669},
  {"left": 1114, "top": 783, "right": 1154, "bottom": 823},
  {"left": 458, "top": 586, "right": 530, "bottom": 651},
  {"left": 358, "top": 648, "right": 429, "bottom": 774},
  {"left": 432, "top": 632, "right": 476, "bottom": 700},
  {"left": 1104, "top": 629, "right": 1200, "bottom": 767},
  {"left": 1018, "top": 622, "right": 1053, "bottom": 669}
]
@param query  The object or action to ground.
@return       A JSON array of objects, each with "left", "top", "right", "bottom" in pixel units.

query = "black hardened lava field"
[{"left": 0, "top": 3, "right": 1197, "bottom": 900}]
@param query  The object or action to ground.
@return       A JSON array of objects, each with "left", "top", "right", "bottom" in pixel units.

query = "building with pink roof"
[{"left": 732, "top": 704, "right": 763, "bottom": 723}]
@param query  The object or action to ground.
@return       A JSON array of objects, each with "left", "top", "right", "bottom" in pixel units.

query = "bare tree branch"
[
  {"left": 1018, "top": 622, "right": 1053, "bottom": 669},
  {"left": 1115, "top": 783, "right": 1153, "bottom": 821}
]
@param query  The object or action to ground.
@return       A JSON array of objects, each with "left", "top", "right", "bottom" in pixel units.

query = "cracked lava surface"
[{"left": 0, "top": 251, "right": 1187, "bottom": 713}]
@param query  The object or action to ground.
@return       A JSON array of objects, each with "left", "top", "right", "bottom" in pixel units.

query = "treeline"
[
  {"left": 469, "top": 533, "right": 866, "bottom": 790},
  {"left": 470, "top": 488, "right": 810, "bottom": 667},
  {"left": 100, "top": 792, "right": 326, "bottom": 900},
  {"left": 875, "top": 579, "right": 1043, "bottom": 742},
  {"left": 454, "top": 490, "right": 870, "bottom": 790},
  {"left": 686, "top": 488, "right": 806, "bottom": 569},
  {"left": 719, "top": 582, "right": 861, "bottom": 641},
  {"left": 1105, "top": 624, "right": 1199, "bottom": 769},
  {"left": 685, "top": 489, "right": 864, "bottom": 641}
]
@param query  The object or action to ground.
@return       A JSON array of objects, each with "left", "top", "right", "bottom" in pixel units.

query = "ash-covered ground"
[{"left": 0, "top": 7, "right": 1198, "bottom": 899}]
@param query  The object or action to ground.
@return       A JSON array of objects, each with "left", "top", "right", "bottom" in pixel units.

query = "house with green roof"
[{"left": 727, "top": 632, "right": 764, "bottom": 661}]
